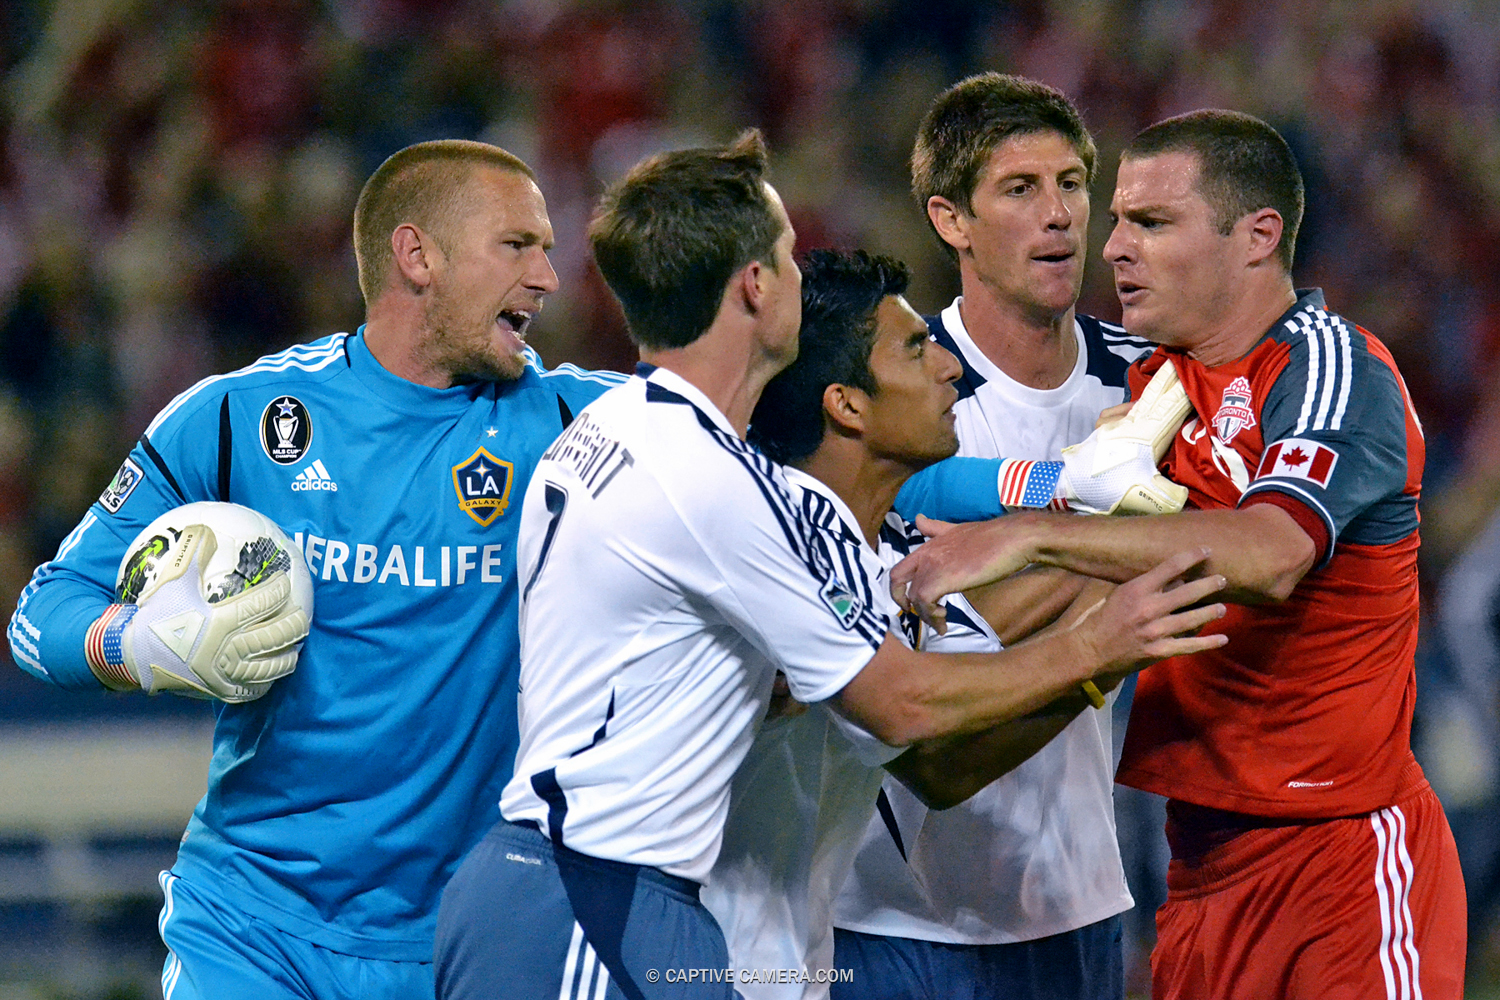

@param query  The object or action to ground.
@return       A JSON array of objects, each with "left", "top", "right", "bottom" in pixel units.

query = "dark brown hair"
[
  {"left": 913, "top": 73, "right": 1097, "bottom": 259},
  {"left": 589, "top": 129, "right": 784, "bottom": 351},
  {"left": 1124, "top": 109, "right": 1305, "bottom": 271}
]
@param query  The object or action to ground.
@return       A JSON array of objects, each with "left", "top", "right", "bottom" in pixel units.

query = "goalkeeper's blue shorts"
[{"left": 156, "top": 870, "right": 433, "bottom": 1000}]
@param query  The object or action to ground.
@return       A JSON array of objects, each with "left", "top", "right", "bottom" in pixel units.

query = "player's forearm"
[
  {"left": 887, "top": 692, "right": 1089, "bottom": 809},
  {"left": 1020, "top": 505, "right": 1315, "bottom": 603},
  {"left": 8, "top": 582, "right": 114, "bottom": 690},
  {"left": 838, "top": 630, "right": 1101, "bottom": 746},
  {"left": 895, "top": 457, "right": 1006, "bottom": 523},
  {"left": 964, "top": 565, "right": 1088, "bottom": 646}
]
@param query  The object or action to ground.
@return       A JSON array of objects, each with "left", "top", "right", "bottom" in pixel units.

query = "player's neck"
[
  {"left": 363, "top": 303, "right": 455, "bottom": 389},
  {"left": 957, "top": 286, "right": 1078, "bottom": 390},
  {"left": 641, "top": 325, "right": 784, "bottom": 439},
  {"left": 798, "top": 439, "right": 910, "bottom": 549},
  {"left": 1185, "top": 280, "right": 1297, "bottom": 368}
]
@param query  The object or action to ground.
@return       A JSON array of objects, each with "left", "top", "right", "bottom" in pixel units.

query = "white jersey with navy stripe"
[
  {"left": 704, "top": 469, "right": 1000, "bottom": 1000},
  {"left": 501, "top": 367, "right": 886, "bottom": 883},
  {"left": 834, "top": 297, "right": 1153, "bottom": 944}
]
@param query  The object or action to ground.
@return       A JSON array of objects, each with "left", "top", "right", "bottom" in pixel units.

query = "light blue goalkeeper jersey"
[{"left": 6, "top": 329, "right": 625, "bottom": 961}]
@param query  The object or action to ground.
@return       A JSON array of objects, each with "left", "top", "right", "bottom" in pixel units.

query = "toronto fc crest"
[{"left": 1212, "top": 377, "right": 1257, "bottom": 443}]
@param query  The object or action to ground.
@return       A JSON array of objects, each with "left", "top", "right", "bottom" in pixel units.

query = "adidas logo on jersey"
[{"left": 292, "top": 460, "right": 339, "bottom": 492}]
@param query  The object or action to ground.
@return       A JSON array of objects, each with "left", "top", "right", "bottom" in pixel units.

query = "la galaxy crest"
[{"left": 452, "top": 448, "right": 514, "bottom": 526}]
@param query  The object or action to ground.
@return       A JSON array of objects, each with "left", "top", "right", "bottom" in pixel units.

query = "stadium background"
[{"left": 1, "top": 0, "right": 1497, "bottom": 995}]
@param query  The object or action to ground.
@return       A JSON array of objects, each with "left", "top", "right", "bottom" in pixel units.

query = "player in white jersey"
[
  {"left": 708, "top": 248, "right": 1166, "bottom": 1000},
  {"left": 834, "top": 74, "right": 1156, "bottom": 1000},
  {"left": 433, "top": 131, "right": 1228, "bottom": 1000}
]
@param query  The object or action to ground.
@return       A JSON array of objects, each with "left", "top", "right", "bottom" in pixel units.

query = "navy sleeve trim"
[
  {"left": 650, "top": 381, "right": 887, "bottom": 650},
  {"left": 927, "top": 314, "right": 986, "bottom": 402},
  {"left": 1079, "top": 314, "right": 1152, "bottom": 388},
  {"left": 139, "top": 435, "right": 187, "bottom": 505},
  {"left": 217, "top": 396, "right": 232, "bottom": 503},
  {"left": 943, "top": 600, "right": 986, "bottom": 637}
]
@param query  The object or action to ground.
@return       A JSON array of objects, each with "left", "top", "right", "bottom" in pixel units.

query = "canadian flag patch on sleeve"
[{"left": 1257, "top": 438, "right": 1339, "bottom": 487}]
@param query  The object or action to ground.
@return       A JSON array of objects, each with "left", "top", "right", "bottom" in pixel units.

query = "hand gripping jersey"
[
  {"left": 501, "top": 366, "right": 885, "bottom": 883},
  {"left": 702, "top": 470, "right": 1000, "bottom": 1000},
  {"left": 1116, "top": 289, "right": 1427, "bottom": 817},
  {"left": 7, "top": 331, "right": 623, "bottom": 960},
  {"left": 837, "top": 298, "right": 1150, "bottom": 944}
]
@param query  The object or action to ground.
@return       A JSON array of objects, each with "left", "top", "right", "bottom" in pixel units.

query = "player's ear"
[
  {"left": 392, "top": 224, "right": 438, "bottom": 290},
  {"left": 927, "top": 196, "right": 970, "bottom": 253},
  {"left": 737, "top": 259, "right": 768, "bottom": 316},
  {"left": 823, "top": 382, "right": 867, "bottom": 435},
  {"left": 1241, "top": 208, "right": 1284, "bottom": 268}
]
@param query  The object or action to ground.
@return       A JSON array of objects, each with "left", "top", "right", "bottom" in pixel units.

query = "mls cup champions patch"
[
  {"left": 261, "top": 396, "right": 313, "bottom": 465},
  {"left": 1212, "top": 376, "right": 1257, "bottom": 443},
  {"left": 452, "top": 448, "right": 515, "bottom": 526}
]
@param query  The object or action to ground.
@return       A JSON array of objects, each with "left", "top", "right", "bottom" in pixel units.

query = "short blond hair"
[{"left": 352, "top": 140, "right": 535, "bottom": 305}]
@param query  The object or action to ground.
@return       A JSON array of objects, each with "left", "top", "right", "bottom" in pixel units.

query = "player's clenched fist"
[{"left": 889, "top": 513, "right": 1038, "bottom": 633}]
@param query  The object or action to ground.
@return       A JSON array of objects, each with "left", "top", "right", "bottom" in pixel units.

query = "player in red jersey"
[{"left": 890, "top": 109, "right": 1466, "bottom": 999}]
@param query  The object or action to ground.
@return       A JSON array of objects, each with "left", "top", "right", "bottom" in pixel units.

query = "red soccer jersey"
[{"left": 1116, "top": 290, "right": 1428, "bottom": 818}]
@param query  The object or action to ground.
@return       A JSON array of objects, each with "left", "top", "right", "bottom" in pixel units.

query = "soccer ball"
[{"left": 116, "top": 502, "right": 314, "bottom": 619}]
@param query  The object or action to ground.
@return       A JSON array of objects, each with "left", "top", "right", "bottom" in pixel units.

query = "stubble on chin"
[
  {"left": 424, "top": 297, "right": 528, "bottom": 385},
  {"left": 439, "top": 334, "right": 527, "bottom": 384}
]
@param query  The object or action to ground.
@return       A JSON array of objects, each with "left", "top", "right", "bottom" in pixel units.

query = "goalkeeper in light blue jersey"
[{"left": 6, "top": 140, "right": 626, "bottom": 999}]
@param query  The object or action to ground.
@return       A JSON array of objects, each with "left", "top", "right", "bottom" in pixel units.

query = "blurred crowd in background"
[{"left": 2, "top": 0, "right": 1499, "bottom": 991}]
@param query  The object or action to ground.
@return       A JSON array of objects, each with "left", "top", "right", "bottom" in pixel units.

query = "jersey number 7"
[{"left": 523, "top": 483, "right": 569, "bottom": 601}]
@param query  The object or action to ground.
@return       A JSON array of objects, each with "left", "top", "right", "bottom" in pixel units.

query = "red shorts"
[{"left": 1152, "top": 782, "right": 1465, "bottom": 1000}]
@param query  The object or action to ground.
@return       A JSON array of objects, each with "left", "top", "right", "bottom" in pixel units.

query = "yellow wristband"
[{"left": 1081, "top": 680, "right": 1106, "bottom": 710}]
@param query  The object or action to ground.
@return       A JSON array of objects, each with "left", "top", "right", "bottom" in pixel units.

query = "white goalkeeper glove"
[
  {"left": 1058, "top": 360, "right": 1193, "bottom": 515},
  {"left": 85, "top": 524, "right": 310, "bottom": 703}
]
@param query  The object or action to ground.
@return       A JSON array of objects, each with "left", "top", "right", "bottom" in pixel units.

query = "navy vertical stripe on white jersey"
[
  {"left": 502, "top": 366, "right": 886, "bottom": 883},
  {"left": 835, "top": 295, "right": 1137, "bottom": 946},
  {"left": 704, "top": 468, "right": 999, "bottom": 1000},
  {"left": 644, "top": 378, "right": 888, "bottom": 647}
]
